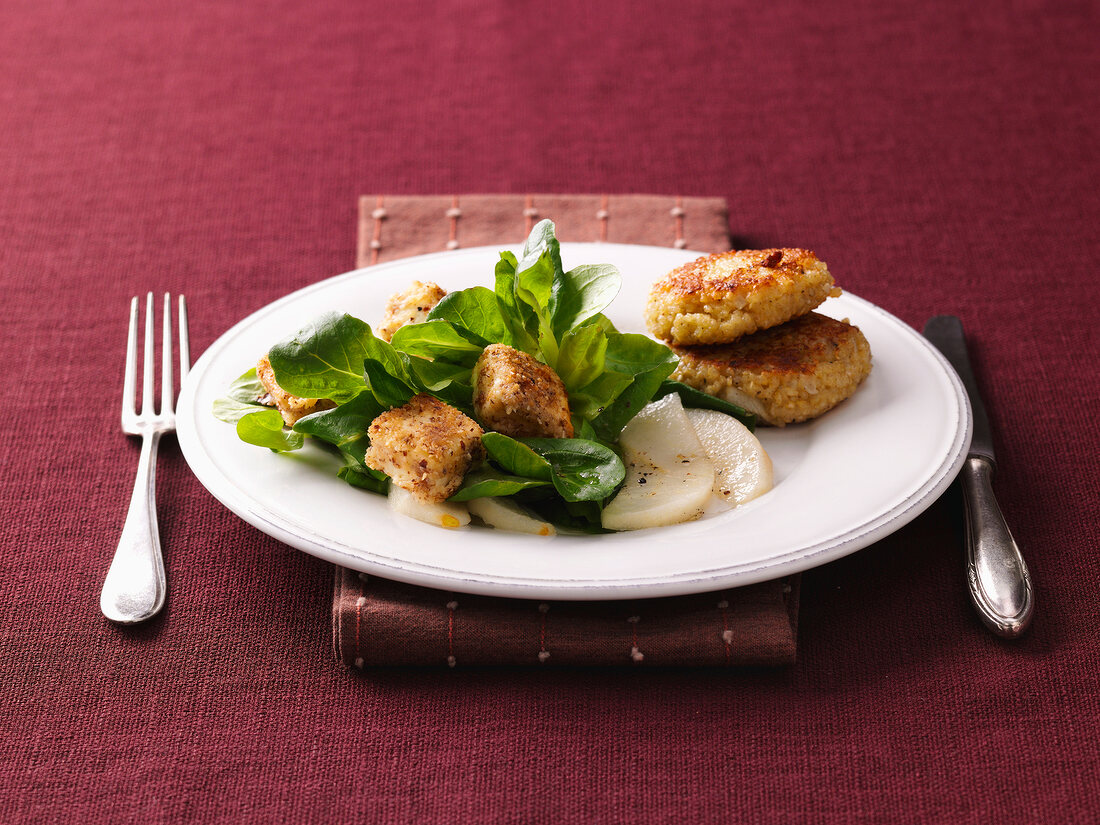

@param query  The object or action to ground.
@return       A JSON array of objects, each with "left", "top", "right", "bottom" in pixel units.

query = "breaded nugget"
[
  {"left": 645, "top": 249, "right": 841, "bottom": 345},
  {"left": 363, "top": 393, "right": 485, "bottom": 503},
  {"left": 672, "top": 312, "right": 872, "bottom": 426},
  {"left": 376, "top": 280, "right": 447, "bottom": 342},
  {"left": 256, "top": 354, "right": 336, "bottom": 426},
  {"left": 472, "top": 344, "right": 574, "bottom": 439}
]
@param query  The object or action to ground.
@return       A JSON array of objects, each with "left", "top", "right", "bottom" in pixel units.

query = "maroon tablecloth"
[{"left": 4, "top": 1, "right": 1098, "bottom": 823}]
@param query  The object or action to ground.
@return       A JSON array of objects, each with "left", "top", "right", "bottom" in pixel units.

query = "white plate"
[{"left": 176, "top": 243, "right": 971, "bottom": 600}]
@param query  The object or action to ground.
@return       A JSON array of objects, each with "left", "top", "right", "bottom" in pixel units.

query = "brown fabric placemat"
[
  {"left": 334, "top": 572, "right": 799, "bottom": 668},
  {"left": 356, "top": 193, "right": 730, "bottom": 267},
  {"left": 335, "top": 193, "right": 799, "bottom": 668}
]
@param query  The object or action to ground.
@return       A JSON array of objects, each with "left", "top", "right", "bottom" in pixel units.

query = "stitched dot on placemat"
[
  {"left": 537, "top": 602, "right": 551, "bottom": 663},
  {"left": 669, "top": 205, "right": 685, "bottom": 218},
  {"left": 673, "top": 238, "right": 687, "bottom": 248},
  {"left": 627, "top": 615, "right": 643, "bottom": 663},
  {"left": 357, "top": 572, "right": 369, "bottom": 582},
  {"left": 371, "top": 207, "right": 388, "bottom": 220},
  {"left": 354, "top": 657, "right": 364, "bottom": 669},
  {"left": 716, "top": 599, "right": 729, "bottom": 609},
  {"left": 523, "top": 207, "right": 539, "bottom": 218},
  {"left": 446, "top": 239, "right": 459, "bottom": 249},
  {"left": 445, "top": 600, "right": 459, "bottom": 668},
  {"left": 369, "top": 239, "right": 382, "bottom": 250},
  {"left": 355, "top": 596, "right": 366, "bottom": 608},
  {"left": 721, "top": 630, "right": 734, "bottom": 644}
]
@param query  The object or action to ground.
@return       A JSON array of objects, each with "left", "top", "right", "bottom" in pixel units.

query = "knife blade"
[{"left": 923, "top": 315, "right": 1034, "bottom": 638}]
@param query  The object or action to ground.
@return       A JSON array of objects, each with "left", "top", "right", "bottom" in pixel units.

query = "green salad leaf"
[
  {"left": 454, "top": 432, "right": 623, "bottom": 504},
  {"left": 447, "top": 469, "right": 551, "bottom": 502},
  {"left": 237, "top": 408, "right": 304, "bottom": 451},
  {"left": 480, "top": 432, "right": 554, "bottom": 480},
  {"left": 267, "top": 313, "right": 374, "bottom": 402},
  {"left": 519, "top": 437, "right": 625, "bottom": 502},
  {"left": 212, "top": 369, "right": 304, "bottom": 451},
  {"left": 653, "top": 379, "right": 756, "bottom": 430},
  {"left": 292, "top": 391, "right": 385, "bottom": 466}
]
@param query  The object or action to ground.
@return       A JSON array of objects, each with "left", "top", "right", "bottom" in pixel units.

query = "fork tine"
[
  {"left": 161, "top": 292, "right": 174, "bottom": 415},
  {"left": 141, "top": 292, "right": 155, "bottom": 415},
  {"left": 122, "top": 296, "right": 139, "bottom": 421},
  {"left": 178, "top": 294, "right": 190, "bottom": 380}
]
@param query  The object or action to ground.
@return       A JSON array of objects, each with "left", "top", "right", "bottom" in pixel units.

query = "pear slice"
[
  {"left": 684, "top": 408, "right": 773, "bottom": 507},
  {"left": 389, "top": 485, "right": 470, "bottom": 529},
  {"left": 468, "top": 496, "right": 556, "bottom": 536},
  {"left": 601, "top": 393, "right": 715, "bottom": 531}
]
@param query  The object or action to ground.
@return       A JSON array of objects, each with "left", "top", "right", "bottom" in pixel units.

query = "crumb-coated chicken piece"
[
  {"left": 256, "top": 354, "right": 336, "bottom": 426},
  {"left": 376, "top": 280, "right": 448, "bottom": 342},
  {"left": 645, "top": 249, "right": 840, "bottom": 346},
  {"left": 363, "top": 393, "right": 485, "bottom": 503},
  {"left": 472, "top": 344, "right": 574, "bottom": 439}
]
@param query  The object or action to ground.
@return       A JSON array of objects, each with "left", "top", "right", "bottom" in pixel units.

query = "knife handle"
[{"left": 960, "top": 456, "right": 1034, "bottom": 638}]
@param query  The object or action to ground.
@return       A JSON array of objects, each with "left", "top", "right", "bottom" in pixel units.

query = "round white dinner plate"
[{"left": 176, "top": 243, "right": 971, "bottom": 599}]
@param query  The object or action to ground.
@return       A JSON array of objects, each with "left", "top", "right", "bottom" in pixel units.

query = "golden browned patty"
[
  {"left": 645, "top": 249, "right": 841, "bottom": 345},
  {"left": 672, "top": 312, "right": 872, "bottom": 426}
]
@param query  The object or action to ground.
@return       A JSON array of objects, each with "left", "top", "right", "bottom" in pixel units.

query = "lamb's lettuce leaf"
[
  {"left": 653, "top": 379, "right": 756, "bottom": 430},
  {"left": 237, "top": 408, "right": 303, "bottom": 451},
  {"left": 390, "top": 319, "right": 485, "bottom": 366},
  {"left": 480, "top": 432, "right": 554, "bottom": 479},
  {"left": 267, "top": 313, "right": 373, "bottom": 402},
  {"left": 471, "top": 433, "right": 623, "bottom": 503},
  {"left": 555, "top": 324, "right": 608, "bottom": 391},
  {"left": 550, "top": 264, "right": 621, "bottom": 337},
  {"left": 447, "top": 469, "right": 552, "bottom": 501},
  {"left": 291, "top": 391, "right": 385, "bottom": 465},
  {"left": 588, "top": 333, "right": 679, "bottom": 440},
  {"left": 212, "top": 369, "right": 303, "bottom": 451},
  {"left": 521, "top": 437, "right": 625, "bottom": 502},
  {"left": 426, "top": 286, "right": 512, "bottom": 347},
  {"left": 337, "top": 463, "right": 390, "bottom": 494}
]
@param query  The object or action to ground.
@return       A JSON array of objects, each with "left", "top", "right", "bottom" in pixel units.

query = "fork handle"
[{"left": 101, "top": 431, "right": 167, "bottom": 624}]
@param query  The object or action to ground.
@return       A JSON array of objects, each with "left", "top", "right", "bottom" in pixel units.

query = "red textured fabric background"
[{"left": 3, "top": 1, "right": 1098, "bottom": 822}]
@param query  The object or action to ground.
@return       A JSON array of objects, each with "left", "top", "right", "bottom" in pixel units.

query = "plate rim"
[{"left": 177, "top": 242, "right": 972, "bottom": 599}]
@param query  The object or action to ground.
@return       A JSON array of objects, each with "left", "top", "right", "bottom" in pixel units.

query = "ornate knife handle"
[{"left": 959, "top": 456, "right": 1034, "bottom": 638}]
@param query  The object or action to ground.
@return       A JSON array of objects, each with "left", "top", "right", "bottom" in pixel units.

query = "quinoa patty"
[
  {"left": 645, "top": 249, "right": 840, "bottom": 346},
  {"left": 672, "top": 312, "right": 872, "bottom": 426}
]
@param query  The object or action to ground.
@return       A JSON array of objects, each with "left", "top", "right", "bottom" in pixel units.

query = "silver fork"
[{"left": 100, "top": 293, "right": 190, "bottom": 624}]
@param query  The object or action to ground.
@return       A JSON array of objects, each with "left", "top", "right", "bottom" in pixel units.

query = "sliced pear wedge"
[
  {"left": 601, "top": 393, "right": 715, "bottom": 531},
  {"left": 468, "top": 496, "right": 556, "bottom": 536},
  {"left": 684, "top": 408, "right": 773, "bottom": 508},
  {"left": 389, "top": 485, "right": 470, "bottom": 529}
]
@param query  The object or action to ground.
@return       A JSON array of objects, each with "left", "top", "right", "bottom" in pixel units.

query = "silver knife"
[{"left": 923, "top": 315, "right": 1034, "bottom": 638}]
